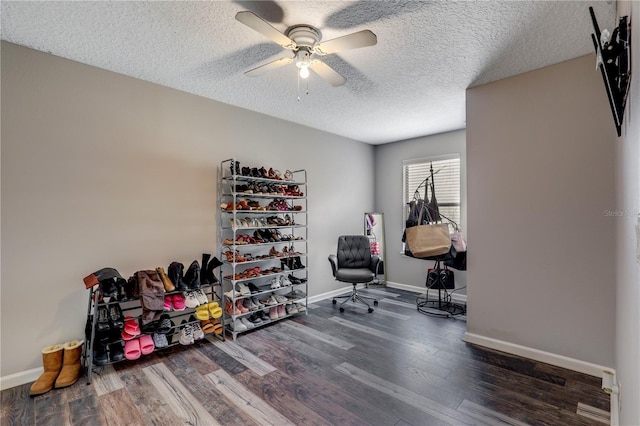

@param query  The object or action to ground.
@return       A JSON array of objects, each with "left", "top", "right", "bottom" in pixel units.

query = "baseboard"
[
  {"left": 307, "top": 285, "right": 356, "bottom": 304},
  {"left": 463, "top": 332, "right": 613, "bottom": 378},
  {"left": 386, "top": 280, "right": 468, "bottom": 304},
  {"left": 0, "top": 367, "right": 42, "bottom": 391}
]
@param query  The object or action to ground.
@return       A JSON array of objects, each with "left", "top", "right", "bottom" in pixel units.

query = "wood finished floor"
[{"left": 1, "top": 287, "right": 610, "bottom": 426}]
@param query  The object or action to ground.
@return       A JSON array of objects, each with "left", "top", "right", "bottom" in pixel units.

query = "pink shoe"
[
  {"left": 139, "top": 335, "right": 155, "bottom": 355},
  {"left": 236, "top": 299, "right": 248, "bottom": 314},
  {"left": 124, "top": 339, "right": 141, "bottom": 360},
  {"left": 277, "top": 304, "right": 286, "bottom": 318},
  {"left": 124, "top": 316, "right": 141, "bottom": 337},
  {"left": 163, "top": 295, "right": 173, "bottom": 311},
  {"left": 172, "top": 294, "right": 186, "bottom": 311},
  {"left": 269, "top": 307, "right": 278, "bottom": 320}
]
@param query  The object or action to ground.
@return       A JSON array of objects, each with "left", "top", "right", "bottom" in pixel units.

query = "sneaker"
[
  {"left": 269, "top": 307, "right": 279, "bottom": 320},
  {"left": 236, "top": 299, "right": 249, "bottom": 314},
  {"left": 274, "top": 294, "right": 288, "bottom": 304},
  {"left": 277, "top": 304, "right": 286, "bottom": 318},
  {"left": 194, "top": 289, "right": 209, "bottom": 305},
  {"left": 289, "top": 288, "right": 307, "bottom": 299},
  {"left": 242, "top": 299, "right": 253, "bottom": 312},
  {"left": 237, "top": 282, "right": 251, "bottom": 296},
  {"left": 224, "top": 288, "right": 241, "bottom": 299},
  {"left": 190, "top": 316, "right": 205, "bottom": 340},
  {"left": 270, "top": 277, "right": 281, "bottom": 289},
  {"left": 153, "top": 333, "right": 169, "bottom": 349},
  {"left": 286, "top": 303, "right": 298, "bottom": 315},
  {"left": 295, "top": 303, "right": 306, "bottom": 312},
  {"left": 156, "top": 314, "right": 173, "bottom": 334},
  {"left": 251, "top": 296, "right": 263, "bottom": 309},
  {"left": 281, "top": 275, "right": 292, "bottom": 287},
  {"left": 265, "top": 294, "right": 278, "bottom": 306},
  {"left": 183, "top": 291, "right": 200, "bottom": 308},
  {"left": 246, "top": 298, "right": 259, "bottom": 311},
  {"left": 178, "top": 320, "right": 194, "bottom": 345},
  {"left": 172, "top": 294, "right": 186, "bottom": 311},
  {"left": 240, "top": 317, "right": 255, "bottom": 330},
  {"left": 257, "top": 310, "right": 271, "bottom": 323},
  {"left": 163, "top": 295, "right": 173, "bottom": 311},
  {"left": 249, "top": 313, "right": 263, "bottom": 326},
  {"left": 247, "top": 282, "right": 261, "bottom": 293},
  {"left": 233, "top": 319, "right": 248, "bottom": 332}
]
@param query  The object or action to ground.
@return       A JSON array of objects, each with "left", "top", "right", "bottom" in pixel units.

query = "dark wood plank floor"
[{"left": 1, "top": 287, "right": 610, "bottom": 425}]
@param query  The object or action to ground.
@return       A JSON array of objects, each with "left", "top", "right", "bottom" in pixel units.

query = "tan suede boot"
[
  {"left": 54, "top": 340, "right": 83, "bottom": 389},
  {"left": 156, "top": 267, "right": 175, "bottom": 292},
  {"left": 29, "top": 345, "right": 64, "bottom": 396}
]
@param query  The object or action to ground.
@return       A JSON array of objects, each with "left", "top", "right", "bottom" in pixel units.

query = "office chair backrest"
[{"left": 337, "top": 235, "right": 371, "bottom": 269}]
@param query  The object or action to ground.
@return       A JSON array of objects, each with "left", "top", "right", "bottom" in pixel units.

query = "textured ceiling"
[{"left": 1, "top": 1, "right": 616, "bottom": 145}]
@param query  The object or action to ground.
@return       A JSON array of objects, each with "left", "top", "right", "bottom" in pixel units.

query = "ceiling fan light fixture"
[
  {"left": 295, "top": 49, "right": 312, "bottom": 79},
  {"left": 298, "top": 66, "right": 310, "bottom": 79}
]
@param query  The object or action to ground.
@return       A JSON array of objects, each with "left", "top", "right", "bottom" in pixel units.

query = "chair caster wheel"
[
  {"left": 332, "top": 299, "right": 337, "bottom": 305},
  {"left": 368, "top": 308, "right": 374, "bottom": 313},
  {"left": 339, "top": 307, "right": 344, "bottom": 313},
  {"left": 373, "top": 301, "right": 378, "bottom": 306}
]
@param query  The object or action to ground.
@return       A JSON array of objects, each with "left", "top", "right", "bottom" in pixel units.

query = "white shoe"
[
  {"left": 295, "top": 303, "right": 306, "bottom": 312},
  {"left": 237, "top": 282, "right": 251, "bottom": 296},
  {"left": 194, "top": 289, "right": 209, "bottom": 305},
  {"left": 265, "top": 294, "right": 278, "bottom": 306},
  {"left": 251, "top": 297, "right": 264, "bottom": 309},
  {"left": 281, "top": 275, "right": 292, "bottom": 287},
  {"left": 224, "top": 288, "right": 241, "bottom": 299},
  {"left": 183, "top": 291, "right": 200, "bottom": 308},
  {"left": 191, "top": 320, "right": 205, "bottom": 340},
  {"left": 274, "top": 294, "right": 288, "bottom": 304},
  {"left": 286, "top": 303, "right": 298, "bottom": 315},
  {"left": 270, "top": 277, "right": 281, "bottom": 289},
  {"left": 240, "top": 317, "right": 255, "bottom": 329},
  {"left": 247, "top": 298, "right": 259, "bottom": 311},
  {"left": 233, "top": 319, "right": 248, "bottom": 332},
  {"left": 179, "top": 321, "right": 194, "bottom": 345}
]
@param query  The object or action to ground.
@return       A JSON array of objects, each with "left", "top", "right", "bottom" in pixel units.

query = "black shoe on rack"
[
  {"left": 93, "top": 342, "right": 109, "bottom": 366},
  {"left": 168, "top": 262, "right": 187, "bottom": 291},
  {"left": 96, "top": 305, "right": 111, "bottom": 332},
  {"left": 108, "top": 303, "right": 124, "bottom": 329},
  {"left": 109, "top": 342, "right": 124, "bottom": 362},
  {"left": 183, "top": 260, "right": 201, "bottom": 289}
]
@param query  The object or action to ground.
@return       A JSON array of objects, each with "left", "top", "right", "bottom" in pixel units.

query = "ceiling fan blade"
[
  {"left": 313, "top": 30, "right": 377, "bottom": 55},
  {"left": 235, "top": 11, "right": 297, "bottom": 49},
  {"left": 309, "top": 60, "right": 346, "bottom": 86},
  {"left": 245, "top": 56, "right": 293, "bottom": 76}
]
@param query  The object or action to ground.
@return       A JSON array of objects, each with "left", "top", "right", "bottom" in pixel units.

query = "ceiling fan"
[{"left": 235, "top": 11, "right": 377, "bottom": 86}]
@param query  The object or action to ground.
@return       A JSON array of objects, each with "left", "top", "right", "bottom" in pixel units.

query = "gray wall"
[
  {"left": 466, "top": 54, "right": 616, "bottom": 367},
  {"left": 1, "top": 42, "right": 374, "bottom": 377},
  {"left": 614, "top": 2, "right": 640, "bottom": 424},
  {"left": 374, "top": 130, "right": 466, "bottom": 290}
]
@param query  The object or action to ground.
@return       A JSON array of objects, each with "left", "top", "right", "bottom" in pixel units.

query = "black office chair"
[{"left": 328, "top": 235, "right": 379, "bottom": 313}]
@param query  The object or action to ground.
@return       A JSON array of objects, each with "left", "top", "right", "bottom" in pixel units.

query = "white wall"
[
  {"left": 466, "top": 55, "right": 616, "bottom": 368},
  {"left": 373, "top": 130, "right": 466, "bottom": 290},
  {"left": 0, "top": 42, "right": 374, "bottom": 378},
  {"left": 614, "top": 2, "right": 640, "bottom": 424}
]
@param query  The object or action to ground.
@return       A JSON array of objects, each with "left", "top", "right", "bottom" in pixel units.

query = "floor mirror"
[{"left": 364, "top": 212, "right": 387, "bottom": 286}]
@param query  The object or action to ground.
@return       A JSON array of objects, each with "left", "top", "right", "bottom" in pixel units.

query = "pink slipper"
[
  {"left": 172, "top": 294, "right": 186, "bottom": 311},
  {"left": 124, "top": 339, "right": 141, "bottom": 360},
  {"left": 124, "top": 316, "right": 141, "bottom": 336},
  {"left": 163, "top": 295, "right": 173, "bottom": 311},
  {"left": 121, "top": 330, "right": 135, "bottom": 341},
  {"left": 139, "top": 334, "right": 155, "bottom": 355}
]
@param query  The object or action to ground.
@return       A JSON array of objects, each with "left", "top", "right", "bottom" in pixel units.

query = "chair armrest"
[
  {"left": 328, "top": 254, "right": 338, "bottom": 277},
  {"left": 369, "top": 255, "right": 381, "bottom": 274}
]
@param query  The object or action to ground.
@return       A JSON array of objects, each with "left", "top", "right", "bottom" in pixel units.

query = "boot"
[
  {"left": 168, "top": 262, "right": 187, "bottom": 291},
  {"left": 183, "top": 261, "right": 201, "bottom": 289},
  {"left": 54, "top": 340, "right": 84, "bottom": 388},
  {"left": 200, "top": 254, "right": 212, "bottom": 286},
  {"left": 156, "top": 267, "right": 175, "bottom": 292},
  {"left": 202, "top": 254, "right": 221, "bottom": 285},
  {"left": 29, "top": 345, "right": 64, "bottom": 396}
]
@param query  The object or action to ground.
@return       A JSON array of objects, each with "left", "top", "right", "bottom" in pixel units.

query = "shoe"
[
  {"left": 183, "top": 260, "right": 201, "bottom": 289},
  {"left": 274, "top": 294, "right": 288, "bottom": 304},
  {"left": 201, "top": 253, "right": 212, "bottom": 286},
  {"left": 240, "top": 317, "right": 255, "bottom": 330},
  {"left": 277, "top": 304, "right": 286, "bottom": 318},
  {"left": 108, "top": 303, "right": 124, "bottom": 329},
  {"left": 295, "top": 303, "right": 307, "bottom": 313},
  {"left": 288, "top": 288, "right": 307, "bottom": 298},
  {"left": 172, "top": 294, "right": 186, "bottom": 311},
  {"left": 281, "top": 275, "right": 292, "bottom": 287},
  {"left": 269, "top": 307, "right": 279, "bottom": 320},
  {"left": 109, "top": 342, "right": 124, "bottom": 362},
  {"left": 212, "top": 318, "right": 224, "bottom": 335},
  {"left": 286, "top": 303, "right": 298, "bottom": 315},
  {"left": 194, "top": 288, "right": 209, "bottom": 305},
  {"left": 200, "top": 319, "right": 215, "bottom": 334},
  {"left": 194, "top": 305, "right": 210, "bottom": 321},
  {"left": 189, "top": 315, "right": 205, "bottom": 340},
  {"left": 236, "top": 299, "right": 249, "bottom": 314},
  {"left": 153, "top": 333, "right": 169, "bottom": 349},
  {"left": 124, "top": 316, "right": 141, "bottom": 337},
  {"left": 249, "top": 313, "right": 263, "bottom": 326},
  {"left": 251, "top": 297, "right": 264, "bottom": 309},
  {"left": 224, "top": 287, "right": 241, "bottom": 299},
  {"left": 247, "top": 282, "right": 261, "bottom": 293},
  {"left": 208, "top": 301, "right": 223, "bottom": 319},
  {"left": 178, "top": 320, "right": 194, "bottom": 345},
  {"left": 139, "top": 335, "right": 155, "bottom": 355},
  {"left": 237, "top": 282, "right": 251, "bottom": 295},
  {"left": 168, "top": 262, "right": 187, "bottom": 291},
  {"left": 156, "top": 267, "right": 175, "bottom": 292},
  {"left": 96, "top": 304, "right": 110, "bottom": 332},
  {"left": 246, "top": 298, "right": 259, "bottom": 311},
  {"left": 233, "top": 319, "right": 248, "bottom": 332},
  {"left": 183, "top": 291, "right": 200, "bottom": 308},
  {"left": 270, "top": 277, "right": 281, "bottom": 289},
  {"left": 93, "top": 342, "right": 109, "bottom": 366},
  {"left": 163, "top": 295, "right": 173, "bottom": 311},
  {"left": 124, "top": 339, "right": 141, "bottom": 360},
  {"left": 224, "top": 299, "right": 241, "bottom": 316},
  {"left": 265, "top": 294, "right": 278, "bottom": 306},
  {"left": 156, "top": 314, "right": 173, "bottom": 334}
]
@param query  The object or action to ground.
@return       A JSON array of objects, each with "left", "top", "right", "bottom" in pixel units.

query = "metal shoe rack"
[{"left": 218, "top": 158, "right": 309, "bottom": 340}]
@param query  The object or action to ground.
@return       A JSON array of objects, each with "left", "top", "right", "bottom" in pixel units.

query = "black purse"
[{"left": 426, "top": 266, "right": 455, "bottom": 289}]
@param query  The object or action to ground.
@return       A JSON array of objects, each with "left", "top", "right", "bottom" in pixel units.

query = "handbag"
[
  {"left": 405, "top": 223, "right": 451, "bottom": 257},
  {"left": 426, "top": 266, "right": 455, "bottom": 289}
]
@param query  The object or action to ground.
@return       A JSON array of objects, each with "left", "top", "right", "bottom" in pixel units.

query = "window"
[{"left": 403, "top": 155, "right": 461, "bottom": 228}]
